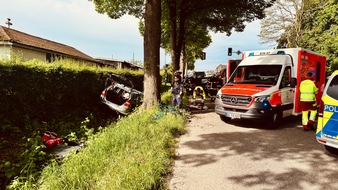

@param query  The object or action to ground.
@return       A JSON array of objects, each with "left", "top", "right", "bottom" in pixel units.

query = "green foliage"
[
  {"left": 299, "top": 0, "right": 338, "bottom": 74},
  {"left": 266, "top": 0, "right": 338, "bottom": 74},
  {"left": 0, "top": 58, "right": 144, "bottom": 189},
  {"left": 0, "top": 58, "right": 143, "bottom": 132},
  {"left": 92, "top": 0, "right": 273, "bottom": 72},
  {"left": 92, "top": 0, "right": 145, "bottom": 19},
  {"left": 161, "top": 90, "right": 173, "bottom": 106},
  {"left": 161, "top": 90, "right": 190, "bottom": 106},
  {"left": 4, "top": 131, "right": 49, "bottom": 190},
  {"left": 36, "top": 108, "right": 186, "bottom": 190}
]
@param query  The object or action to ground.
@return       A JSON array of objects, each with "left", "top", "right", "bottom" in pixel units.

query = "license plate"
[{"left": 225, "top": 112, "right": 241, "bottom": 119}]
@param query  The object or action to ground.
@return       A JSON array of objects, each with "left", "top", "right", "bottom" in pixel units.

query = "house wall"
[
  {"left": 12, "top": 46, "right": 46, "bottom": 61},
  {"left": 0, "top": 46, "right": 11, "bottom": 60},
  {"left": 0, "top": 45, "right": 46, "bottom": 61},
  {"left": 1, "top": 44, "right": 98, "bottom": 67}
]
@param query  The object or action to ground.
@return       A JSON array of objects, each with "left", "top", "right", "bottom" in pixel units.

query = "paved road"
[{"left": 169, "top": 110, "right": 338, "bottom": 190}]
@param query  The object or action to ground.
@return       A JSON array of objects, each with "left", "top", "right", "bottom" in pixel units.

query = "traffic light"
[
  {"left": 228, "top": 48, "right": 232, "bottom": 56},
  {"left": 202, "top": 52, "right": 206, "bottom": 60}
]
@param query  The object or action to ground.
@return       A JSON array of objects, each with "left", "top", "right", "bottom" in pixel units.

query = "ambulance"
[
  {"left": 215, "top": 48, "right": 326, "bottom": 128},
  {"left": 316, "top": 70, "right": 338, "bottom": 154}
]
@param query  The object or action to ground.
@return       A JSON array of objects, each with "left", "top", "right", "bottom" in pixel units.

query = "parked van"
[{"left": 316, "top": 70, "right": 338, "bottom": 154}]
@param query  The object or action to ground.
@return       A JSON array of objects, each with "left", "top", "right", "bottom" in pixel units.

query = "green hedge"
[
  {"left": 0, "top": 59, "right": 144, "bottom": 188},
  {"left": 0, "top": 59, "right": 144, "bottom": 134}
]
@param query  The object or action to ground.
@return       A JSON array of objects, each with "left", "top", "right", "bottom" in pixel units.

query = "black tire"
[
  {"left": 220, "top": 115, "right": 231, "bottom": 122},
  {"left": 266, "top": 110, "right": 281, "bottom": 129},
  {"left": 324, "top": 145, "right": 338, "bottom": 155}
]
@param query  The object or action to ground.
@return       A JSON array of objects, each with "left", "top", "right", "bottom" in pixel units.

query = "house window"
[
  {"left": 46, "top": 53, "right": 62, "bottom": 63},
  {"left": 46, "top": 53, "right": 52, "bottom": 62}
]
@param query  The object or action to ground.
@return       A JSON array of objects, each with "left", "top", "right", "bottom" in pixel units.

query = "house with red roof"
[{"left": 0, "top": 25, "right": 98, "bottom": 64}]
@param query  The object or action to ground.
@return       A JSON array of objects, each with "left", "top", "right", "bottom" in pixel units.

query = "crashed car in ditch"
[{"left": 100, "top": 74, "right": 143, "bottom": 115}]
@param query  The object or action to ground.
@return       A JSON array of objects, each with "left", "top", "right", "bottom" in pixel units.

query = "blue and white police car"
[{"left": 316, "top": 70, "right": 338, "bottom": 154}]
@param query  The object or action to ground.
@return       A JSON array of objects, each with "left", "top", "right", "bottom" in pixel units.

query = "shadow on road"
[{"left": 176, "top": 112, "right": 338, "bottom": 189}]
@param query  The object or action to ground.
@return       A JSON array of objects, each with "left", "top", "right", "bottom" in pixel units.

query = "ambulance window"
[
  {"left": 281, "top": 67, "right": 291, "bottom": 88},
  {"left": 316, "top": 62, "right": 321, "bottom": 82},
  {"left": 327, "top": 75, "right": 338, "bottom": 100},
  {"left": 234, "top": 68, "right": 244, "bottom": 82}
]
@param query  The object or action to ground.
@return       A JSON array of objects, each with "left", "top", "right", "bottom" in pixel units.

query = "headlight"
[
  {"left": 254, "top": 95, "right": 270, "bottom": 102},
  {"left": 216, "top": 89, "right": 222, "bottom": 99}
]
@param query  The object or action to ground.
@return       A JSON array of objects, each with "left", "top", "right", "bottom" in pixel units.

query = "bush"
[
  {"left": 35, "top": 107, "right": 186, "bottom": 190},
  {"left": 0, "top": 59, "right": 144, "bottom": 189}
]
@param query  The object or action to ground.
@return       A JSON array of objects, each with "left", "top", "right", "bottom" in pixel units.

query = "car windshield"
[
  {"left": 327, "top": 75, "right": 338, "bottom": 100},
  {"left": 227, "top": 65, "right": 282, "bottom": 85}
]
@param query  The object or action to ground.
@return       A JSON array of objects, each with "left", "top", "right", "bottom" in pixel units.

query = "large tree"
[
  {"left": 260, "top": 0, "right": 338, "bottom": 74},
  {"left": 92, "top": 0, "right": 273, "bottom": 108},
  {"left": 92, "top": 0, "right": 161, "bottom": 109},
  {"left": 166, "top": 0, "right": 274, "bottom": 78},
  {"left": 159, "top": 10, "right": 212, "bottom": 72},
  {"left": 299, "top": 0, "right": 338, "bottom": 74},
  {"left": 259, "top": 0, "right": 304, "bottom": 48}
]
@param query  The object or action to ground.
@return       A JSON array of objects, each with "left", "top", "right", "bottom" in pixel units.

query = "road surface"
[{"left": 169, "top": 110, "right": 338, "bottom": 190}]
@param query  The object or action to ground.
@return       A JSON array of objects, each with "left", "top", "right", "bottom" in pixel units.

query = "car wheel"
[
  {"left": 266, "top": 110, "right": 281, "bottom": 129},
  {"left": 220, "top": 115, "right": 231, "bottom": 122},
  {"left": 324, "top": 145, "right": 338, "bottom": 155}
]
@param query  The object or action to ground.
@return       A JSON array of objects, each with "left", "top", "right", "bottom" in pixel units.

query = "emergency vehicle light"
[
  {"left": 263, "top": 102, "right": 269, "bottom": 107},
  {"left": 248, "top": 50, "right": 286, "bottom": 57}
]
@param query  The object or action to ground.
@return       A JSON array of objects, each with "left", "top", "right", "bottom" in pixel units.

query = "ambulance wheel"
[
  {"left": 324, "top": 145, "right": 338, "bottom": 155},
  {"left": 266, "top": 110, "right": 281, "bottom": 129},
  {"left": 220, "top": 115, "right": 231, "bottom": 122}
]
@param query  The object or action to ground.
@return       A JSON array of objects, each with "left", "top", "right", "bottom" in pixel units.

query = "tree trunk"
[
  {"left": 169, "top": 0, "right": 187, "bottom": 81},
  {"left": 142, "top": 0, "right": 161, "bottom": 109},
  {"left": 176, "top": 4, "right": 186, "bottom": 73},
  {"left": 168, "top": 0, "right": 179, "bottom": 82},
  {"left": 181, "top": 40, "right": 187, "bottom": 79}
]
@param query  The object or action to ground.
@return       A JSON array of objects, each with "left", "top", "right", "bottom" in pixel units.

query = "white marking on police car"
[{"left": 324, "top": 105, "right": 338, "bottom": 113}]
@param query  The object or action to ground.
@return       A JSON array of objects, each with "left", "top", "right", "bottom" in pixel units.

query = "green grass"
[
  {"left": 161, "top": 90, "right": 190, "bottom": 106},
  {"left": 34, "top": 107, "right": 186, "bottom": 190}
]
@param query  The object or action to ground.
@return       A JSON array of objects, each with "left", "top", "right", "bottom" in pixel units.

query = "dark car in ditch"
[{"left": 100, "top": 74, "right": 143, "bottom": 115}]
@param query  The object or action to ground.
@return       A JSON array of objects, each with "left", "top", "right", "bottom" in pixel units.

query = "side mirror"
[{"left": 291, "top": 78, "right": 297, "bottom": 88}]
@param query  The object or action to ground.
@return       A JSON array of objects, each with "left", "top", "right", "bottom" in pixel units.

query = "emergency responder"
[
  {"left": 208, "top": 73, "right": 223, "bottom": 102},
  {"left": 192, "top": 86, "right": 206, "bottom": 107},
  {"left": 299, "top": 72, "right": 318, "bottom": 131},
  {"left": 171, "top": 74, "right": 183, "bottom": 108}
]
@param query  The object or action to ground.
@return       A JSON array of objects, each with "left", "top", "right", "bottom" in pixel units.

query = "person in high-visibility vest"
[
  {"left": 192, "top": 86, "right": 206, "bottom": 106},
  {"left": 299, "top": 72, "right": 318, "bottom": 131}
]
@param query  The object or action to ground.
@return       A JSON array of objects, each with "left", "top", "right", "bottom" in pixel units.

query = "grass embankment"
[{"left": 36, "top": 107, "right": 186, "bottom": 190}]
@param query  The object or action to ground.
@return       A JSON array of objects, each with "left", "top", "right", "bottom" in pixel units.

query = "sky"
[{"left": 0, "top": 0, "right": 272, "bottom": 71}]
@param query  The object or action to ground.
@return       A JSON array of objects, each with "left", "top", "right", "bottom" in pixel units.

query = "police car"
[{"left": 316, "top": 70, "right": 338, "bottom": 154}]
